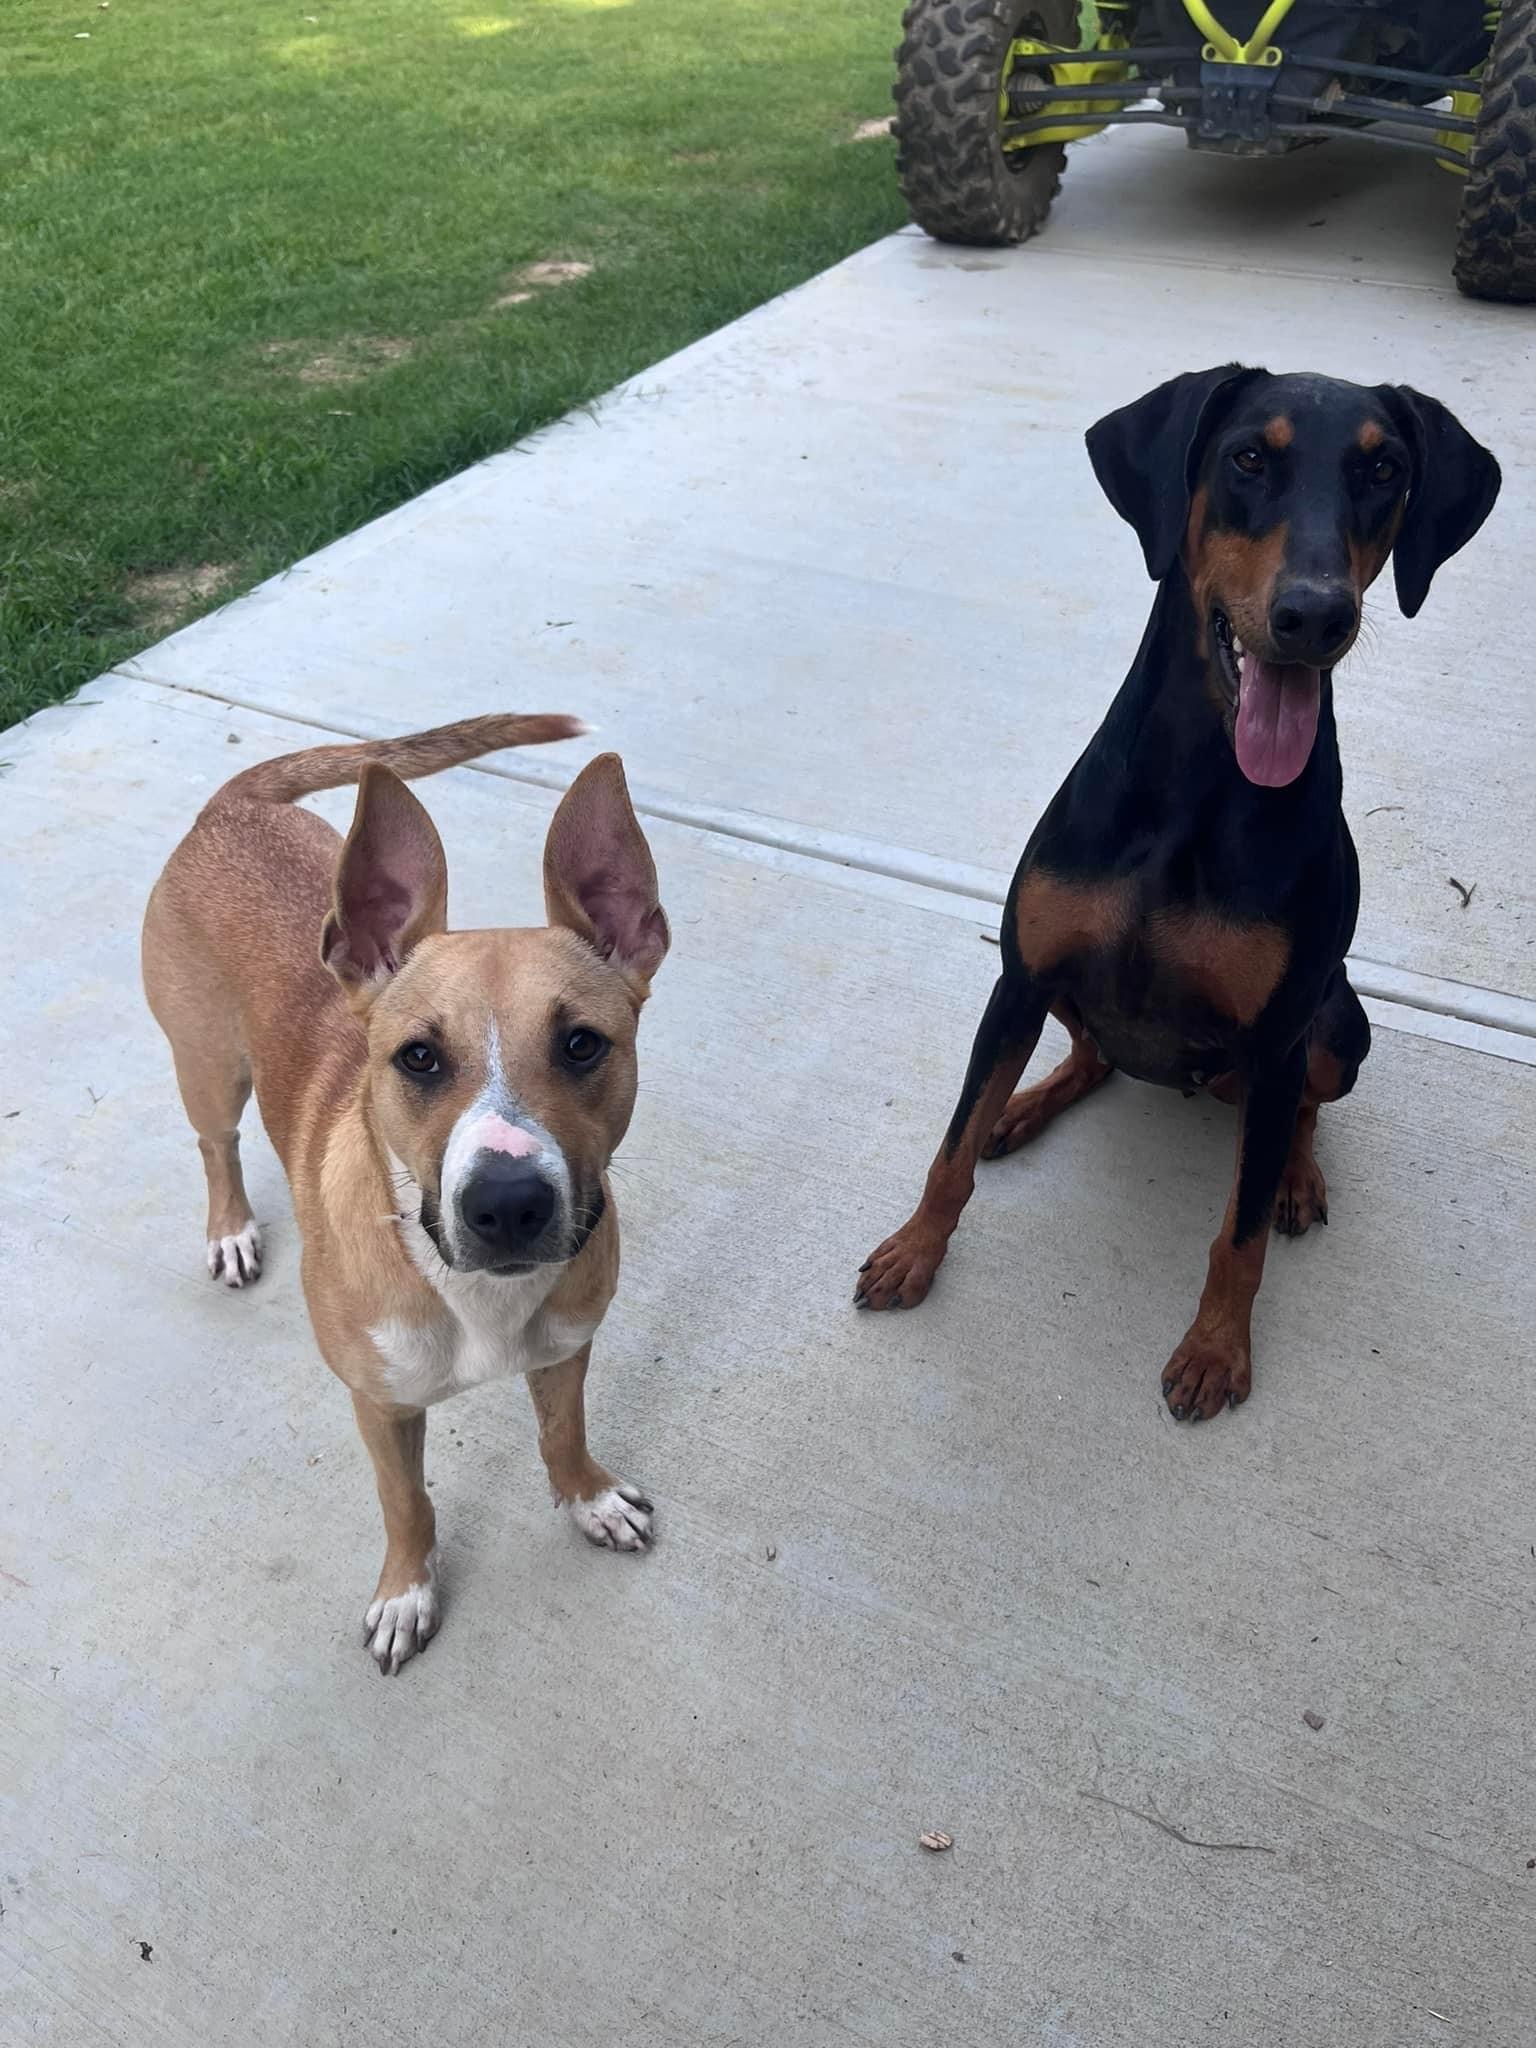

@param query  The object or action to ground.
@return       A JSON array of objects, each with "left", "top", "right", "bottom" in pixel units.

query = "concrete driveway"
[{"left": 3, "top": 127, "right": 1533, "bottom": 2046}]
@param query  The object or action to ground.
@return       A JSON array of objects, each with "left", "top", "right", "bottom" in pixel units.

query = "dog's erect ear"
[
  {"left": 544, "top": 753, "right": 669, "bottom": 995},
  {"left": 1086, "top": 365, "right": 1262, "bottom": 581},
  {"left": 320, "top": 764, "right": 449, "bottom": 998},
  {"left": 1376, "top": 387, "right": 1500, "bottom": 619}
]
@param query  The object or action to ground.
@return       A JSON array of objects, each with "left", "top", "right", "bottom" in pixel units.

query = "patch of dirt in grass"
[
  {"left": 492, "top": 258, "right": 593, "bottom": 310},
  {"left": 851, "top": 117, "right": 894, "bottom": 141},
  {"left": 672, "top": 149, "right": 720, "bottom": 165},
  {"left": 259, "top": 336, "right": 414, "bottom": 386},
  {"left": 127, "top": 562, "right": 236, "bottom": 633}
]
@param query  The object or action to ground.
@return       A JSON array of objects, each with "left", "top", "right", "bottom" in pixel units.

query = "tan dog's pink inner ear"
[
  {"left": 320, "top": 763, "right": 449, "bottom": 992},
  {"left": 543, "top": 752, "right": 669, "bottom": 988}
]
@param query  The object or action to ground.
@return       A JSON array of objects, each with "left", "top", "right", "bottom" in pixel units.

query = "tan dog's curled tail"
[{"left": 211, "top": 712, "right": 587, "bottom": 810}]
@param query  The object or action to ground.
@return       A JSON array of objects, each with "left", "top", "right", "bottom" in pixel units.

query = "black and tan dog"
[{"left": 856, "top": 367, "right": 1499, "bottom": 1421}]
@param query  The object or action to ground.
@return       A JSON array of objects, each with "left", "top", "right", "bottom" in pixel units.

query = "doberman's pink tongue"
[{"left": 1235, "top": 653, "right": 1321, "bottom": 787}]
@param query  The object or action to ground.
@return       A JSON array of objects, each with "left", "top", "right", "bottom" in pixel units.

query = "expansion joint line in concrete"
[{"left": 129, "top": 672, "right": 1536, "bottom": 1059}]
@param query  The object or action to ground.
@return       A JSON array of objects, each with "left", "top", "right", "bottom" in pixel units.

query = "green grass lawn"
[{"left": 0, "top": 0, "right": 905, "bottom": 727}]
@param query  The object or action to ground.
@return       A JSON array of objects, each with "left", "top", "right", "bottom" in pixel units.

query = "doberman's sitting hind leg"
[{"left": 983, "top": 999, "right": 1113, "bottom": 1160}]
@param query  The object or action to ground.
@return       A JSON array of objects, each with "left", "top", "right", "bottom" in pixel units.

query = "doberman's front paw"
[
  {"left": 1162, "top": 1327, "right": 1252, "bottom": 1422},
  {"left": 854, "top": 1223, "right": 947, "bottom": 1311},
  {"left": 1274, "top": 1157, "right": 1328, "bottom": 1237}
]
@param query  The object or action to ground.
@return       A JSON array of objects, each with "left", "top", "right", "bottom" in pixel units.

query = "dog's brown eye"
[
  {"left": 1372, "top": 457, "right": 1397, "bottom": 485},
  {"left": 562, "top": 1028, "right": 607, "bottom": 1068},
  {"left": 395, "top": 1041, "right": 440, "bottom": 1077},
  {"left": 1233, "top": 447, "right": 1264, "bottom": 476}
]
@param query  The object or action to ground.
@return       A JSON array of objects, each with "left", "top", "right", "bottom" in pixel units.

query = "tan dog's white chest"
[{"left": 369, "top": 1219, "right": 596, "bottom": 1407}]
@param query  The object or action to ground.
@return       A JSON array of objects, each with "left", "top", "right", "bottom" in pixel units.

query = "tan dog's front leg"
[
  {"left": 352, "top": 1394, "right": 440, "bottom": 1674},
  {"left": 526, "top": 1348, "right": 654, "bottom": 1552}
]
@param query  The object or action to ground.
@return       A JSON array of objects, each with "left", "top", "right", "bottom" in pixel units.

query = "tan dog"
[{"left": 142, "top": 713, "right": 669, "bottom": 1672}]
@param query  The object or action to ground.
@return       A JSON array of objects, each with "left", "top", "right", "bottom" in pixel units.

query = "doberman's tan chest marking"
[
  {"left": 1013, "top": 872, "right": 1290, "bottom": 1027},
  {"left": 1014, "top": 872, "right": 1132, "bottom": 975},
  {"left": 1146, "top": 910, "right": 1290, "bottom": 1027}
]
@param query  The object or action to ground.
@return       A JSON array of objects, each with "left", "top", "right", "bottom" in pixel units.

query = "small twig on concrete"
[
  {"left": 1078, "top": 1789, "right": 1274, "bottom": 1854},
  {"left": 1364, "top": 803, "right": 1405, "bottom": 817},
  {"left": 1447, "top": 876, "right": 1476, "bottom": 910}
]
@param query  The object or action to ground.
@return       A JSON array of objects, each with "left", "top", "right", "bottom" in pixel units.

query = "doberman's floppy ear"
[
  {"left": 544, "top": 753, "right": 669, "bottom": 996},
  {"left": 1377, "top": 387, "right": 1501, "bottom": 619},
  {"left": 1086, "top": 365, "right": 1262, "bottom": 581},
  {"left": 320, "top": 764, "right": 449, "bottom": 998}
]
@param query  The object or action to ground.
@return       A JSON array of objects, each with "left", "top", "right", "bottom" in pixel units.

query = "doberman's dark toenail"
[
  {"left": 858, "top": 1260, "right": 871, "bottom": 1273},
  {"left": 853, "top": 1291, "right": 868, "bottom": 1308},
  {"left": 889, "top": 1294, "right": 903, "bottom": 1309}
]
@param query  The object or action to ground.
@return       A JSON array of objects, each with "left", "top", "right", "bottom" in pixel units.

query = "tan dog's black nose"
[
  {"left": 459, "top": 1165, "right": 557, "bottom": 1262},
  {"left": 1268, "top": 584, "right": 1356, "bottom": 666}
]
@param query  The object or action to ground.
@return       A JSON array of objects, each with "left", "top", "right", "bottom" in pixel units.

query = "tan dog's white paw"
[
  {"left": 567, "top": 1484, "right": 654, "bottom": 1552},
  {"left": 208, "top": 1220, "right": 262, "bottom": 1288},
  {"left": 363, "top": 1560, "right": 440, "bottom": 1675}
]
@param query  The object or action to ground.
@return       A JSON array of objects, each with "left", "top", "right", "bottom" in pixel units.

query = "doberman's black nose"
[
  {"left": 458, "top": 1164, "right": 557, "bottom": 1260},
  {"left": 1268, "top": 584, "right": 1357, "bottom": 665}
]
